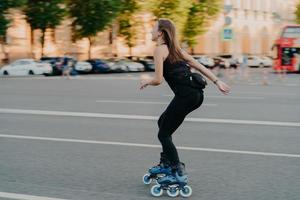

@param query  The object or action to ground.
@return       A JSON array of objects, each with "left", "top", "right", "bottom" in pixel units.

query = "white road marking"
[
  {"left": 163, "top": 94, "right": 265, "bottom": 100},
  {"left": 1, "top": 108, "right": 300, "bottom": 127},
  {"left": 95, "top": 100, "right": 218, "bottom": 106},
  {"left": 0, "top": 191, "right": 69, "bottom": 200},
  {"left": 227, "top": 92, "right": 296, "bottom": 96},
  {"left": 0, "top": 134, "right": 299, "bottom": 158},
  {"left": 206, "top": 95, "right": 265, "bottom": 100}
]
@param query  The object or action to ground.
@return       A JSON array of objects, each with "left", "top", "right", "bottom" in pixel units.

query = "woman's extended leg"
[{"left": 157, "top": 92, "right": 203, "bottom": 166}]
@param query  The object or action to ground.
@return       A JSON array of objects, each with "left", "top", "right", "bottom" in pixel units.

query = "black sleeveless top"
[{"left": 163, "top": 58, "right": 199, "bottom": 96}]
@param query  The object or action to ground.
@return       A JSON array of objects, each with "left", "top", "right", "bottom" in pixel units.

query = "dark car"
[
  {"left": 218, "top": 54, "right": 238, "bottom": 68},
  {"left": 86, "top": 59, "right": 111, "bottom": 73},
  {"left": 40, "top": 56, "right": 77, "bottom": 76},
  {"left": 40, "top": 57, "right": 63, "bottom": 75},
  {"left": 212, "top": 57, "right": 226, "bottom": 69}
]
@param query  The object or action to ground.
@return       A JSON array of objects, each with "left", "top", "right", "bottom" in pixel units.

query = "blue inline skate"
[
  {"left": 150, "top": 162, "right": 192, "bottom": 198},
  {"left": 143, "top": 152, "right": 172, "bottom": 185}
]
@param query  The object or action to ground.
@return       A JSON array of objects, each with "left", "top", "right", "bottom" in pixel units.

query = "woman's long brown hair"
[{"left": 158, "top": 18, "right": 186, "bottom": 64}]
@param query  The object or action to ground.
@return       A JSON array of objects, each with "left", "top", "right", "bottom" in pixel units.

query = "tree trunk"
[
  {"left": 30, "top": 28, "right": 34, "bottom": 58},
  {"left": 0, "top": 37, "right": 8, "bottom": 64},
  {"left": 88, "top": 37, "right": 92, "bottom": 59},
  {"left": 129, "top": 46, "right": 132, "bottom": 56},
  {"left": 41, "top": 29, "right": 45, "bottom": 57},
  {"left": 52, "top": 29, "right": 56, "bottom": 44}
]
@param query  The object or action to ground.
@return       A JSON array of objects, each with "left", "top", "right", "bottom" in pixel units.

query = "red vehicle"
[{"left": 273, "top": 25, "right": 300, "bottom": 72}]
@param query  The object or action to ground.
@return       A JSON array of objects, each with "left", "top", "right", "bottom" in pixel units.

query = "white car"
[
  {"left": 247, "top": 56, "right": 264, "bottom": 68},
  {"left": 74, "top": 61, "right": 92, "bottom": 73},
  {"left": 111, "top": 59, "right": 145, "bottom": 72},
  {"left": 193, "top": 55, "right": 214, "bottom": 68},
  {"left": 0, "top": 59, "right": 52, "bottom": 76},
  {"left": 260, "top": 56, "right": 273, "bottom": 67}
]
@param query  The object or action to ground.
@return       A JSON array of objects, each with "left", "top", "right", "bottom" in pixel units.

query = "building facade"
[{"left": 194, "top": 0, "right": 299, "bottom": 56}]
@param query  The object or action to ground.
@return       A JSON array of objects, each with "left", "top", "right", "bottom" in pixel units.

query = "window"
[
  {"left": 282, "top": 27, "right": 300, "bottom": 38},
  {"left": 282, "top": 48, "right": 300, "bottom": 65},
  {"left": 261, "top": 0, "right": 267, "bottom": 12},
  {"left": 19, "top": 61, "right": 30, "bottom": 65},
  {"left": 236, "top": 0, "right": 241, "bottom": 9},
  {"left": 241, "top": 0, "right": 246, "bottom": 9},
  {"left": 246, "top": 0, "right": 251, "bottom": 10},
  {"left": 252, "top": 0, "right": 256, "bottom": 10}
]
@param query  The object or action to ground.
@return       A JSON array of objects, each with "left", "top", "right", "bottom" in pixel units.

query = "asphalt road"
[{"left": 0, "top": 69, "right": 299, "bottom": 200}]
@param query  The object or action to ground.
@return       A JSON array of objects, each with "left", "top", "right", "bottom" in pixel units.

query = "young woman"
[{"left": 140, "top": 18, "right": 230, "bottom": 193}]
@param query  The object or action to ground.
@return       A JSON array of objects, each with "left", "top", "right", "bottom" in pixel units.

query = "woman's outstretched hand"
[
  {"left": 216, "top": 80, "right": 230, "bottom": 95},
  {"left": 140, "top": 74, "right": 151, "bottom": 90}
]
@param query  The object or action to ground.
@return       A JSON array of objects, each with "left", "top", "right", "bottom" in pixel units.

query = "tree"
[
  {"left": 0, "top": 0, "right": 27, "bottom": 62},
  {"left": 147, "top": 0, "right": 192, "bottom": 40},
  {"left": 24, "top": 0, "right": 66, "bottom": 57},
  {"left": 183, "top": 0, "right": 222, "bottom": 53},
  {"left": 295, "top": 4, "right": 300, "bottom": 24},
  {"left": 117, "top": 0, "right": 140, "bottom": 56},
  {"left": 67, "top": 0, "right": 121, "bottom": 59},
  {"left": 146, "top": 0, "right": 221, "bottom": 50}
]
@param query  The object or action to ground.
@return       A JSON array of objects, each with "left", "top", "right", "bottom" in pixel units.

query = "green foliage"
[
  {"left": 118, "top": 0, "right": 140, "bottom": 49},
  {"left": 67, "top": 0, "right": 121, "bottom": 41},
  {"left": 148, "top": 0, "right": 192, "bottom": 39},
  {"left": 183, "top": 0, "right": 222, "bottom": 48},
  {"left": 295, "top": 4, "right": 300, "bottom": 24},
  {"left": 24, "top": 0, "right": 66, "bottom": 31},
  {"left": 0, "top": 0, "right": 27, "bottom": 11},
  {"left": 24, "top": 0, "right": 66, "bottom": 55},
  {"left": 0, "top": 14, "right": 9, "bottom": 42},
  {"left": 0, "top": 0, "right": 27, "bottom": 41},
  {"left": 147, "top": 0, "right": 222, "bottom": 48}
]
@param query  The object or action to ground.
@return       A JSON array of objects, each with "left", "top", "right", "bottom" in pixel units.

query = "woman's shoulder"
[{"left": 154, "top": 45, "right": 169, "bottom": 61}]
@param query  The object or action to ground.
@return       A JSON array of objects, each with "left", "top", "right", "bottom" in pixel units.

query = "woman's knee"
[
  {"left": 158, "top": 130, "right": 170, "bottom": 142},
  {"left": 158, "top": 112, "right": 166, "bottom": 128}
]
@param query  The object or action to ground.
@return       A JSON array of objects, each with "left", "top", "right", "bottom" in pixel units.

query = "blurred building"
[
  {"left": 0, "top": 0, "right": 299, "bottom": 62},
  {"left": 194, "top": 0, "right": 299, "bottom": 56}
]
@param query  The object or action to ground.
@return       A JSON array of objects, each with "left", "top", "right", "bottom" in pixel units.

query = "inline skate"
[
  {"left": 142, "top": 152, "right": 172, "bottom": 185},
  {"left": 150, "top": 162, "right": 192, "bottom": 197}
]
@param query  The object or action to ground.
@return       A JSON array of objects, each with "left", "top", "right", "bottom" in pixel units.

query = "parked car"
[
  {"left": 218, "top": 54, "right": 239, "bottom": 68},
  {"left": 40, "top": 56, "right": 77, "bottom": 75},
  {"left": 0, "top": 59, "right": 52, "bottom": 76},
  {"left": 110, "top": 58, "right": 145, "bottom": 72},
  {"left": 247, "top": 56, "right": 264, "bottom": 68},
  {"left": 260, "top": 56, "right": 273, "bottom": 67},
  {"left": 74, "top": 61, "right": 93, "bottom": 73},
  {"left": 126, "top": 56, "right": 155, "bottom": 71},
  {"left": 140, "top": 58, "right": 155, "bottom": 71},
  {"left": 212, "top": 56, "right": 226, "bottom": 68},
  {"left": 40, "top": 57, "right": 64, "bottom": 75},
  {"left": 193, "top": 55, "right": 214, "bottom": 68},
  {"left": 86, "top": 59, "right": 111, "bottom": 73}
]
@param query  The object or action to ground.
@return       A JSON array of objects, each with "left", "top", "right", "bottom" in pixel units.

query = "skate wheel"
[
  {"left": 143, "top": 174, "right": 152, "bottom": 185},
  {"left": 167, "top": 187, "right": 179, "bottom": 197},
  {"left": 150, "top": 184, "right": 163, "bottom": 197},
  {"left": 180, "top": 185, "right": 192, "bottom": 197}
]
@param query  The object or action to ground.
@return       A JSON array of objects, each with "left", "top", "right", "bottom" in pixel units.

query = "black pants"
[{"left": 157, "top": 89, "right": 204, "bottom": 166}]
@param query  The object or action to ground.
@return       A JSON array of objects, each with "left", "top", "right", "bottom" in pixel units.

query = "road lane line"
[
  {"left": 0, "top": 134, "right": 299, "bottom": 158},
  {"left": 95, "top": 100, "right": 218, "bottom": 106},
  {"left": 0, "top": 191, "right": 69, "bottom": 200},
  {"left": 1, "top": 108, "right": 300, "bottom": 127}
]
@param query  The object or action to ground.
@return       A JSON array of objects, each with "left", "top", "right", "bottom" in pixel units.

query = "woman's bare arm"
[
  {"left": 181, "top": 50, "right": 231, "bottom": 94},
  {"left": 140, "top": 46, "right": 166, "bottom": 89}
]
